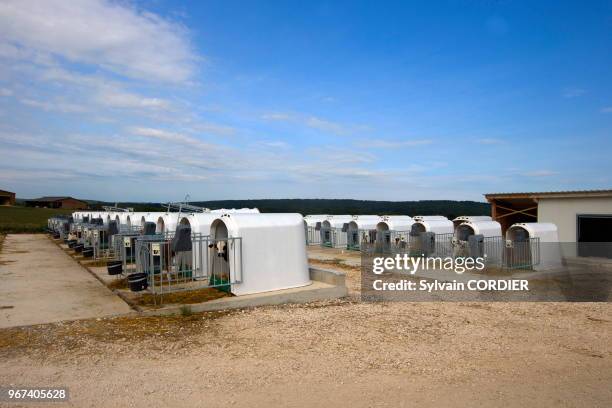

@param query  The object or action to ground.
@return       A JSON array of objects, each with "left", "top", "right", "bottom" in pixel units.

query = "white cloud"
[
  {"left": 0, "top": 88, "right": 13, "bottom": 96},
  {"left": 601, "top": 107, "right": 612, "bottom": 113},
  {"left": 306, "top": 146, "right": 376, "bottom": 164},
  {"left": 19, "top": 97, "right": 88, "bottom": 113},
  {"left": 305, "top": 116, "right": 347, "bottom": 135},
  {"left": 95, "top": 86, "right": 171, "bottom": 110},
  {"left": 259, "top": 140, "right": 289, "bottom": 148},
  {"left": 0, "top": 0, "right": 198, "bottom": 83},
  {"left": 190, "top": 122, "right": 236, "bottom": 137},
  {"left": 262, "top": 112, "right": 356, "bottom": 136},
  {"left": 522, "top": 170, "right": 557, "bottom": 177},
  {"left": 261, "top": 112, "right": 292, "bottom": 121},
  {"left": 128, "top": 126, "right": 213, "bottom": 148}
]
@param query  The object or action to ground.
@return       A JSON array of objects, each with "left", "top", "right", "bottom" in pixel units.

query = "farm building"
[
  {"left": 486, "top": 189, "right": 612, "bottom": 258},
  {"left": 485, "top": 190, "right": 612, "bottom": 241},
  {"left": 0, "top": 189, "right": 15, "bottom": 206},
  {"left": 25, "top": 196, "right": 88, "bottom": 209}
]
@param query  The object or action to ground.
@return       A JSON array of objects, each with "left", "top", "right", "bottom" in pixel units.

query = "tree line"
[{"left": 89, "top": 198, "right": 490, "bottom": 219}]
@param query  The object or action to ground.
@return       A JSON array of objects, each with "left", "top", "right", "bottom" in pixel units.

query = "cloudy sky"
[{"left": 0, "top": 0, "right": 611, "bottom": 202}]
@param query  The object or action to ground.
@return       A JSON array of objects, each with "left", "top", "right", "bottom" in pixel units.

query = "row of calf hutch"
[
  {"left": 50, "top": 207, "right": 311, "bottom": 298},
  {"left": 303, "top": 214, "right": 562, "bottom": 271},
  {"left": 46, "top": 205, "right": 564, "bottom": 299}
]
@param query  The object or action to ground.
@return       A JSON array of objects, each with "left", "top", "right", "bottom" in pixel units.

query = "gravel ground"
[
  {"left": 0, "top": 299, "right": 610, "bottom": 407},
  {"left": 0, "top": 247, "right": 610, "bottom": 407}
]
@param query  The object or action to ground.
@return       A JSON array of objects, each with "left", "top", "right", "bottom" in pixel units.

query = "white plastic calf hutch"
[
  {"left": 413, "top": 215, "right": 450, "bottom": 222},
  {"left": 346, "top": 215, "right": 380, "bottom": 250},
  {"left": 320, "top": 215, "right": 352, "bottom": 248},
  {"left": 410, "top": 217, "right": 454, "bottom": 256},
  {"left": 506, "top": 223, "right": 562, "bottom": 270},
  {"left": 156, "top": 213, "right": 179, "bottom": 234},
  {"left": 125, "top": 212, "right": 151, "bottom": 230},
  {"left": 210, "top": 208, "right": 260, "bottom": 214},
  {"left": 376, "top": 215, "right": 415, "bottom": 249},
  {"left": 452, "top": 215, "right": 492, "bottom": 229},
  {"left": 210, "top": 213, "right": 310, "bottom": 296},
  {"left": 304, "top": 215, "right": 328, "bottom": 245},
  {"left": 453, "top": 220, "right": 503, "bottom": 261}
]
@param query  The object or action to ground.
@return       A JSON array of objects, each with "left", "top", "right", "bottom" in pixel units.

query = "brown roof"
[
  {"left": 0, "top": 189, "right": 15, "bottom": 195},
  {"left": 485, "top": 189, "right": 612, "bottom": 200}
]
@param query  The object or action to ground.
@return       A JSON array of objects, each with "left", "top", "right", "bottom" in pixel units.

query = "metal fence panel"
[{"left": 134, "top": 234, "right": 243, "bottom": 297}]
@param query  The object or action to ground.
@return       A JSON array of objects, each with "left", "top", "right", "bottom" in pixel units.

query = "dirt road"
[{"left": 0, "top": 234, "right": 132, "bottom": 328}]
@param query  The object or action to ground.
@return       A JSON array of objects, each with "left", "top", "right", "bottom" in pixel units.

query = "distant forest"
[{"left": 89, "top": 199, "right": 490, "bottom": 219}]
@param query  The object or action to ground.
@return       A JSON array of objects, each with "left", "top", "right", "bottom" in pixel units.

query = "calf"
[{"left": 208, "top": 240, "right": 228, "bottom": 262}]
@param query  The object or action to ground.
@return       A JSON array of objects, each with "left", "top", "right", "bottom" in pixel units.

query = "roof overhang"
[{"left": 485, "top": 189, "right": 612, "bottom": 201}]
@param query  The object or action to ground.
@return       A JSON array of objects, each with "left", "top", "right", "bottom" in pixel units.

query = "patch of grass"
[
  {"left": 180, "top": 305, "right": 193, "bottom": 316},
  {"left": 310, "top": 258, "right": 360, "bottom": 271},
  {"left": 79, "top": 259, "right": 110, "bottom": 267},
  {"left": 0, "top": 311, "right": 234, "bottom": 357},
  {"left": 133, "top": 287, "right": 230, "bottom": 307},
  {"left": 0, "top": 206, "right": 74, "bottom": 233},
  {"left": 107, "top": 278, "right": 129, "bottom": 290}
]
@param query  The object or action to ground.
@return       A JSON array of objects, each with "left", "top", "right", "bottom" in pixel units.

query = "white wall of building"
[{"left": 538, "top": 197, "right": 612, "bottom": 242}]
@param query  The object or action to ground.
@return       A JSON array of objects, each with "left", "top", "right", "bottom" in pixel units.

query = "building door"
[{"left": 577, "top": 215, "right": 612, "bottom": 258}]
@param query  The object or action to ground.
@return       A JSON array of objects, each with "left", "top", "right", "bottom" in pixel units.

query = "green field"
[{"left": 0, "top": 206, "right": 75, "bottom": 233}]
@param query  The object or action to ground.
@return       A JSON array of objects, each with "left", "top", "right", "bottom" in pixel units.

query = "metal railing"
[
  {"left": 364, "top": 231, "right": 544, "bottom": 271},
  {"left": 347, "top": 229, "right": 377, "bottom": 251},
  {"left": 503, "top": 237, "right": 540, "bottom": 269},
  {"left": 320, "top": 227, "right": 347, "bottom": 249},
  {"left": 306, "top": 225, "right": 321, "bottom": 245},
  {"left": 135, "top": 234, "right": 243, "bottom": 298},
  {"left": 109, "top": 231, "right": 142, "bottom": 274},
  {"left": 451, "top": 235, "right": 503, "bottom": 265},
  {"left": 163, "top": 202, "right": 210, "bottom": 213},
  {"left": 91, "top": 228, "right": 115, "bottom": 260}
]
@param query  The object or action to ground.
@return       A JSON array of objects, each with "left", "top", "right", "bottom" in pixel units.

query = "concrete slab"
[
  {"left": 0, "top": 234, "right": 133, "bottom": 328},
  {"left": 86, "top": 263, "right": 348, "bottom": 315},
  {"left": 308, "top": 246, "right": 361, "bottom": 267},
  {"left": 88, "top": 265, "right": 119, "bottom": 285},
  {"left": 140, "top": 280, "right": 348, "bottom": 316}
]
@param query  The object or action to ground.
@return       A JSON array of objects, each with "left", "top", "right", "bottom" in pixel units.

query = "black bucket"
[
  {"left": 107, "top": 260, "right": 123, "bottom": 275},
  {"left": 67, "top": 240, "right": 77, "bottom": 248},
  {"left": 82, "top": 248, "right": 94, "bottom": 258},
  {"left": 74, "top": 244, "right": 84, "bottom": 253},
  {"left": 127, "top": 273, "right": 148, "bottom": 292}
]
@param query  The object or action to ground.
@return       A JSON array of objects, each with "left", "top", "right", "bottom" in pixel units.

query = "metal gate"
[
  {"left": 408, "top": 232, "right": 454, "bottom": 257},
  {"left": 451, "top": 235, "right": 504, "bottom": 265},
  {"left": 135, "top": 235, "right": 243, "bottom": 295},
  {"left": 503, "top": 237, "right": 540, "bottom": 269},
  {"left": 109, "top": 232, "right": 140, "bottom": 274},
  {"left": 306, "top": 225, "right": 321, "bottom": 245},
  {"left": 347, "top": 229, "right": 377, "bottom": 251},
  {"left": 320, "top": 226, "right": 347, "bottom": 248}
]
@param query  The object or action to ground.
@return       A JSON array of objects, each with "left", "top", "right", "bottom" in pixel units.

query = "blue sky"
[{"left": 0, "top": 0, "right": 611, "bottom": 202}]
